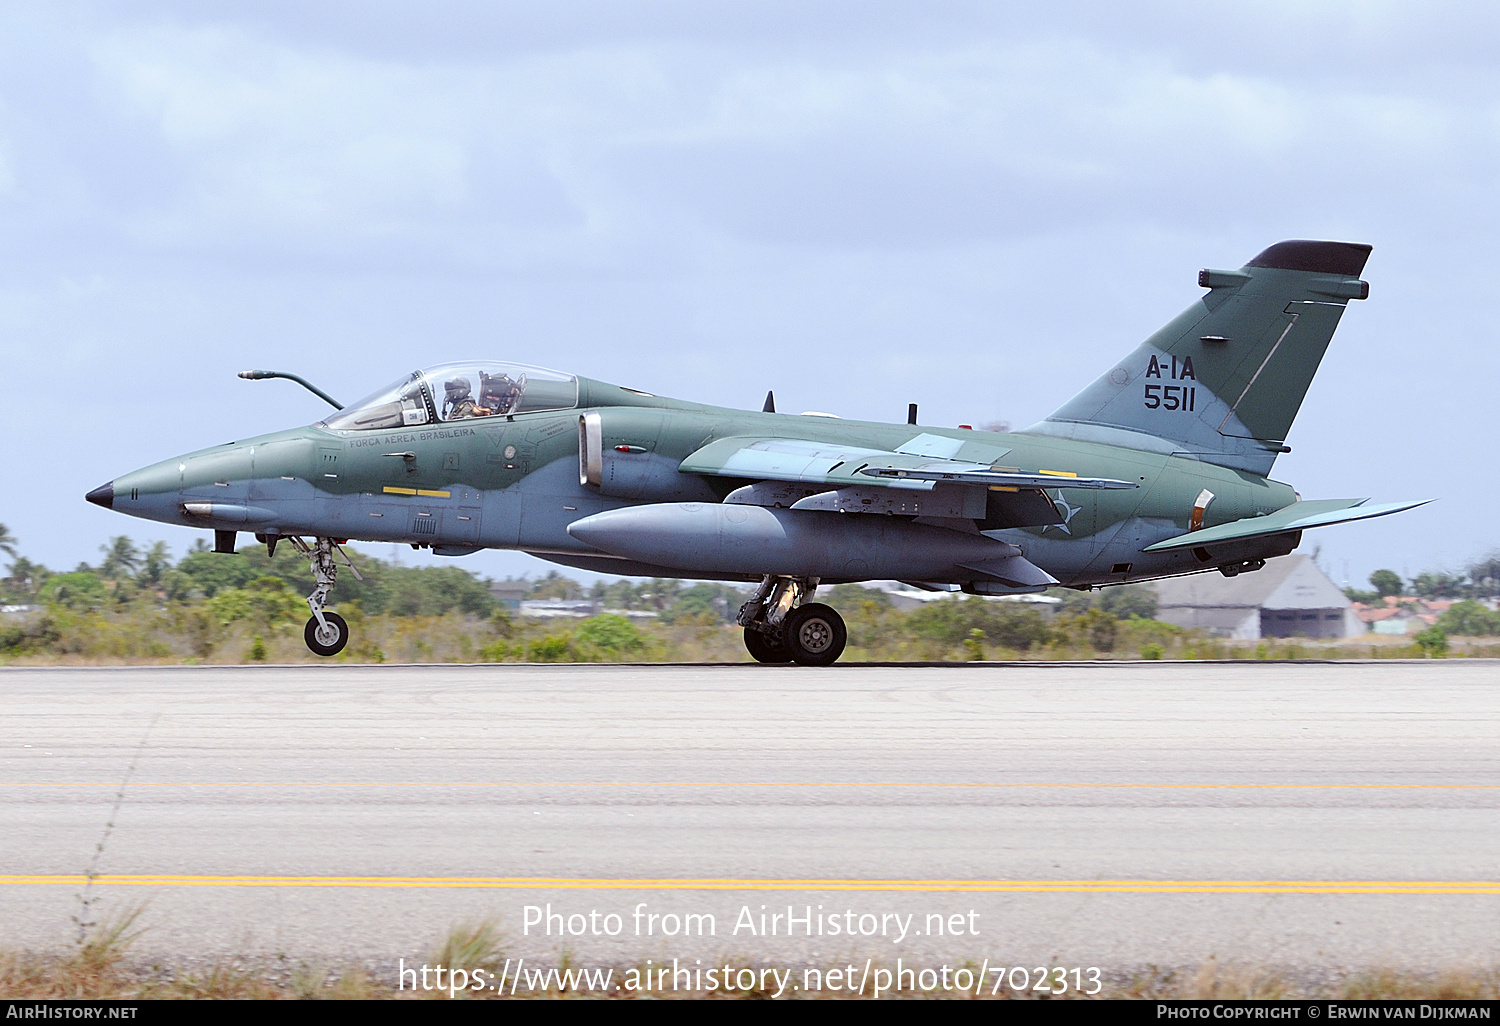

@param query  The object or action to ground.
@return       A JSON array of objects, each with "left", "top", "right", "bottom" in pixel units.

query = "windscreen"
[{"left": 323, "top": 372, "right": 434, "bottom": 431}]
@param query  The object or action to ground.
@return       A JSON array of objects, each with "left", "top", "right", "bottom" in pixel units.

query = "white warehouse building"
[{"left": 1148, "top": 554, "right": 1364, "bottom": 640}]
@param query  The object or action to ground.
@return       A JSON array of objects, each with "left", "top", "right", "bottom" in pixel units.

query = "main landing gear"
[
  {"left": 285, "top": 537, "right": 363, "bottom": 657},
  {"left": 737, "top": 576, "right": 847, "bottom": 666}
]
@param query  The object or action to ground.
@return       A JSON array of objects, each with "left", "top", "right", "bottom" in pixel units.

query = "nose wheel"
[{"left": 304, "top": 611, "right": 350, "bottom": 657}]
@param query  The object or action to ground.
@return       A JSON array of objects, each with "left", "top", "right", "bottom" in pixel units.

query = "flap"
[
  {"left": 1143, "top": 498, "right": 1430, "bottom": 552},
  {"left": 681, "top": 436, "right": 1136, "bottom": 492}
]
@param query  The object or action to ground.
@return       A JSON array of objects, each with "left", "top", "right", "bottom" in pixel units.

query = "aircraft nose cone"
[{"left": 85, "top": 481, "right": 114, "bottom": 509}]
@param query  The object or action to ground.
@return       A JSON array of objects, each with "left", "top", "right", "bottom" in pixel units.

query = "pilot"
[
  {"left": 480, "top": 372, "right": 525, "bottom": 415},
  {"left": 443, "top": 377, "right": 491, "bottom": 420}
]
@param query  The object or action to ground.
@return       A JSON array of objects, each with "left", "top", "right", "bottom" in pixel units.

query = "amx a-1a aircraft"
[{"left": 87, "top": 240, "right": 1422, "bottom": 664}]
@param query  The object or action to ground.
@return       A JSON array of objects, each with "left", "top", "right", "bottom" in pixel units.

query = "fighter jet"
[{"left": 85, "top": 240, "right": 1423, "bottom": 664}]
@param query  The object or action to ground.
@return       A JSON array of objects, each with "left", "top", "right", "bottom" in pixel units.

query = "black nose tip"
[{"left": 85, "top": 481, "right": 114, "bottom": 509}]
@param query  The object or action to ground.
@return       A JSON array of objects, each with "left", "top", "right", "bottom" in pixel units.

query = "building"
[
  {"left": 1352, "top": 597, "right": 1452, "bottom": 635},
  {"left": 1149, "top": 554, "right": 1363, "bottom": 640},
  {"left": 487, "top": 579, "right": 529, "bottom": 611}
]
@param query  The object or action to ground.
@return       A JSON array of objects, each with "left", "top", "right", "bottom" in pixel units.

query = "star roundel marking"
[{"left": 1042, "top": 491, "right": 1082, "bottom": 534}]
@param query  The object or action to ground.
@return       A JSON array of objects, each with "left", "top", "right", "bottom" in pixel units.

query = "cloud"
[{"left": 76, "top": 20, "right": 1499, "bottom": 263}]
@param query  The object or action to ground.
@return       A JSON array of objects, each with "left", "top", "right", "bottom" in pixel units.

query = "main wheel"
[
  {"left": 304, "top": 612, "right": 349, "bottom": 657},
  {"left": 783, "top": 603, "right": 847, "bottom": 666},
  {"left": 744, "top": 627, "right": 793, "bottom": 663}
]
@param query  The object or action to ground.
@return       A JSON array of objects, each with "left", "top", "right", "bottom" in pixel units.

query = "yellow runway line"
[
  {"left": 5, "top": 876, "right": 1500, "bottom": 894},
  {"left": 4, "top": 781, "right": 1500, "bottom": 790}
]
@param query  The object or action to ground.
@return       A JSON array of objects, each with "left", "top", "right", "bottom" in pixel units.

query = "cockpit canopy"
[{"left": 323, "top": 362, "right": 579, "bottom": 431}]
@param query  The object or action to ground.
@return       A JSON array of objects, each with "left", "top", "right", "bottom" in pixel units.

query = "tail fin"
[{"left": 1029, "top": 240, "right": 1371, "bottom": 476}]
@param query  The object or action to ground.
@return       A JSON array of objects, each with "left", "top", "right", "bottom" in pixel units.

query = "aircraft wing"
[
  {"left": 1142, "top": 498, "right": 1431, "bottom": 552},
  {"left": 680, "top": 436, "right": 1137, "bottom": 492}
]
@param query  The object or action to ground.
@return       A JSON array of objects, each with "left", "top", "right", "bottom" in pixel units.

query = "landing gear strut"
[
  {"left": 286, "top": 536, "right": 363, "bottom": 657},
  {"left": 738, "top": 575, "right": 847, "bottom": 666}
]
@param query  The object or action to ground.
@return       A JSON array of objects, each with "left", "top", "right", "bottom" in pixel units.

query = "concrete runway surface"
[{"left": 4, "top": 661, "right": 1500, "bottom": 978}]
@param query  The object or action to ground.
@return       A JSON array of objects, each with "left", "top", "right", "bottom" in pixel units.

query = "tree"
[
  {"left": 1437, "top": 600, "right": 1500, "bottom": 637},
  {"left": 1411, "top": 570, "right": 1468, "bottom": 599},
  {"left": 138, "top": 541, "right": 173, "bottom": 588},
  {"left": 1047, "top": 588, "right": 1095, "bottom": 616},
  {"left": 528, "top": 571, "right": 582, "bottom": 601},
  {"left": 661, "top": 594, "right": 719, "bottom": 625},
  {"left": 1369, "top": 570, "right": 1404, "bottom": 598},
  {"left": 635, "top": 578, "right": 684, "bottom": 611},
  {"left": 1468, "top": 553, "right": 1500, "bottom": 599},
  {"left": 98, "top": 537, "right": 142, "bottom": 580},
  {"left": 41, "top": 572, "right": 108, "bottom": 611},
  {"left": 176, "top": 549, "right": 260, "bottom": 597},
  {"left": 0, "top": 524, "right": 17, "bottom": 561},
  {"left": 5, "top": 556, "right": 49, "bottom": 598},
  {"left": 207, "top": 576, "right": 307, "bottom": 629},
  {"left": 1098, "top": 585, "right": 1158, "bottom": 620}
]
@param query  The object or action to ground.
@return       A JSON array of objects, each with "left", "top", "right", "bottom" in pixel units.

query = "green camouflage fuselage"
[{"left": 109, "top": 376, "right": 1296, "bottom": 588}]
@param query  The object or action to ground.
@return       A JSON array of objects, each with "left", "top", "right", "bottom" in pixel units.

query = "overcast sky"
[{"left": 3, "top": 1, "right": 1495, "bottom": 588}]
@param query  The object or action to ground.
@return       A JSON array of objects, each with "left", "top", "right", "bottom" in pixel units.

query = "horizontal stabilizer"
[{"left": 1143, "top": 498, "right": 1430, "bottom": 552}]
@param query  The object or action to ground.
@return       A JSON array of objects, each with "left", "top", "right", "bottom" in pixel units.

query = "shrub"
[
  {"left": 0, "top": 614, "right": 61, "bottom": 655},
  {"left": 908, "top": 597, "right": 1052, "bottom": 651},
  {"left": 479, "top": 640, "right": 518, "bottom": 662},
  {"left": 1414, "top": 626, "right": 1448, "bottom": 658},
  {"left": 1055, "top": 608, "right": 1119, "bottom": 651},
  {"left": 574, "top": 614, "right": 645, "bottom": 656},
  {"left": 525, "top": 634, "right": 573, "bottom": 662}
]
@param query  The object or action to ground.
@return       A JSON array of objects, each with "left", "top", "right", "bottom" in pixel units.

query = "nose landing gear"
[
  {"left": 737, "top": 575, "right": 847, "bottom": 666},
  {"left": 286, "top": 536, "right": 363, "bottom": 657}
]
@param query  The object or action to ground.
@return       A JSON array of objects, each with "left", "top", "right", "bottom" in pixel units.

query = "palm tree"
[
  {"left": 99, "top": 536, "right": 142, "bottom": 579},
  {"left": 0, "top": 523, "right": 17, "bottom": 561},
  {"left": 140, "top": 541, "right": 173, "bottom": 587},
  {"left": 6, "top": 556, "right": 43, "bottom": 596}
]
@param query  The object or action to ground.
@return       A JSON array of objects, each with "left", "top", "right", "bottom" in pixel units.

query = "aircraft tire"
[
  {"left": 744, "top": 627, "right": 793, "bottom": 664},
  {"left": 783, "top": 603, "right": 847, "bottom": 666},
  {"left": 304, "top": 612, "right": 350, "bottom": 657}
]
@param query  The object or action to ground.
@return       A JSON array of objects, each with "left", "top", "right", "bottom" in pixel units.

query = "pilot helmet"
[
  {"left": 444, "top": 377, "right": 472, "bottom": 401},
  {"left": 481, "top": 373, "right": 513, "bottom": 397}
]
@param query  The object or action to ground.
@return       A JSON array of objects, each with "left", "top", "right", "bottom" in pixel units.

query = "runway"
[{"left": 4, "top": 661, "right": 1500, "bottom": 975}]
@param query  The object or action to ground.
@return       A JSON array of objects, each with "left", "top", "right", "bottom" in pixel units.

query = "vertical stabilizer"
[{"left": 1028, "top": 240, "right": 1371, "bottom": 476}]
